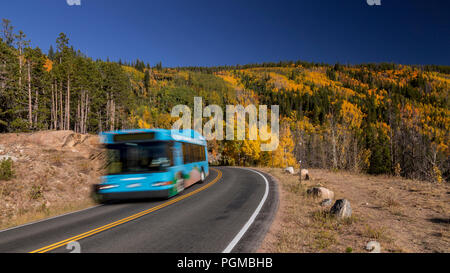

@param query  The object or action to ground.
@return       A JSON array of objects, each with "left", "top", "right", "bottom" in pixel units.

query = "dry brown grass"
[
  {"left": 258, "top": 168, "right": 450, "bottom": 253},
  {"left": 0, "top": 131, "right": 103, "bottom": 230},
  {"left": 1, "top": 199, "right": 96, "bottom": 230}
]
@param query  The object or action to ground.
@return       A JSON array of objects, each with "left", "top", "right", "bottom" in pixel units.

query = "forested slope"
[{"left": 0, "top": 18, "right": 448, "bottom": 182}]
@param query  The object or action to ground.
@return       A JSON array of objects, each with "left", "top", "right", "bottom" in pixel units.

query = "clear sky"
[{"left": 1, "top": 0, "right": 449, "bottom": 66}]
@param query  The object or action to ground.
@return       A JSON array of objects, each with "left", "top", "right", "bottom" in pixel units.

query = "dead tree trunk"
[
  {"left": 76, "top": 98, "right": 80, "bottom": 133},
  {"left": 65, "top": 75, "right": 70, "bottom": 130},
  {"left": 110, "top": 99, "right": 115, "bottom": 131},
  {"left": 331, "top": 124, "right": 338, "bottom": 170},
  {"left": 83, "top": 91, "right": 89, "bottom": 134},
  {"left": 27, "top": 61, "right": 32, "bottom": 128},
  {"left": 51, "top": 83, "right": 55, "bottom": 129},
  {"left": 34, "top": 87, "right": 38, "bottom": 125},
  {"left": 59, "top": 81, "right": 63, "bottom": 130}
]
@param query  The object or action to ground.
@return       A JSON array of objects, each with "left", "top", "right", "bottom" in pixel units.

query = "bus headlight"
[
  {"left": 98, "top": 184, "right": 119, "bottom": 190},
  {"left": 152, "top": 181, "right": 172, "bottom": 187}
]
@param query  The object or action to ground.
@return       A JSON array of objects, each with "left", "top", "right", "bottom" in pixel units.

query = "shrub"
[
  {"left": 314, "top": 230, "right": 337, "bottom": 250},
  {"left": 29, "top": 184, "right": 43, "bottom": 200},
  {"left": 0, "top": 158, "right": 14, "bottom": 181},
  {"left": 9, "top": 118, "right": 31, "bottom": 132},
  {"left": 432, "top": 166, "right": 443, "bottom": 183},
  {"left": 363, "top": 225, "right": 386, "bottom": 240}
]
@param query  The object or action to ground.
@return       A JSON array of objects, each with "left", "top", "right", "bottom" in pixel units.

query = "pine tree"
[
  {"left": 144, "top": 69, "right": 150, "bottom": 94},
  {"left": 1, "top": 19, "right": 14, "bottom": 46},
  {"left": 0, "top": 37, "right": 20, "bottom": 130},
  {"left": 48, "top": 45, "right": 55, "bottom": 60}
]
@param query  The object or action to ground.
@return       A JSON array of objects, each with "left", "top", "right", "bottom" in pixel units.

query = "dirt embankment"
[
  {"left": 0, "top": 130, "right": 104, "bottom": 229},
  {"left": 259, "top": 168, "right": 450, "bottom": 253}
]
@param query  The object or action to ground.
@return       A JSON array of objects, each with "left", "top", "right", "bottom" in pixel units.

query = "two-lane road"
[{"left": 0, "top": 167, "right": 278, "bottom": 253}]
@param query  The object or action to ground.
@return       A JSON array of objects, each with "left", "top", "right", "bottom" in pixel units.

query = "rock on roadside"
[
  {"left": 366, "top": 241, "right": 381, "bottom": 253},
  {"left": 307, "top": 187, "right": 335, "bottom": 200},
  {"left": 330, "top": 199, "right": 352, "bottom": 218},
  {"left": 320, "top": 198, "right": 333, "bottom": 207},
  {"left": 301, "top": 169, "right": 310, "bottom": 180},
  {"left": 284, "top": 166, "right": 295, "bottom": 174}
]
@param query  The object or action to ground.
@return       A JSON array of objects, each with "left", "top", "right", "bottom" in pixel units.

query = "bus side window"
[
  {"left": 182, "top": 143, "right": 187, "bottom": 164},
  {"left": 193, "top": 144, "right": 197, "bottom": 162},
  {"left": 182, "top": 143, "right": 206, "bottom": 164},
  {"left": 196, "top": 146, "right": 200, "bottom": 162},
  {"left": 168, "top": 142, "right": 174, "bottom": 166},
  {"left": 189, "top": 143, "right": 194, "bottom": 163},
  {"left": 183, "top": 143, "right": 192, "bottom": 164},
  {"left": 182, "top": 143, "right": 206, "bottom": 163},
  {"left": 195, "top": 144, "right": 199, "bottom": 162}
]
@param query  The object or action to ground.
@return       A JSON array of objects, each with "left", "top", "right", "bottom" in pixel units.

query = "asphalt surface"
[{"left": 0, "top": 167, "right": 278, "bottom": 253}]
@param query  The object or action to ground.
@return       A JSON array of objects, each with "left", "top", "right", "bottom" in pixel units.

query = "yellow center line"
[{"left": 30, "top": 168, "right": 222, "bottom": 253}]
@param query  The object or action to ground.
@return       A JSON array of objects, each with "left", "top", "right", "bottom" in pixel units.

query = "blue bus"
[{"left": 93, "top": 129, "right": 209, "bottom": 202}]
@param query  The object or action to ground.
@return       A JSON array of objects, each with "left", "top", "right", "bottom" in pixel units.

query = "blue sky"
[{"left": 1, "top": 0, "right": 449, "bottom": 66}]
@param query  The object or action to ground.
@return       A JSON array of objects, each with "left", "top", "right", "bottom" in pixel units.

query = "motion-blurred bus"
[{"left": 93, "top": 129, "right": 208, "bottom": 202}]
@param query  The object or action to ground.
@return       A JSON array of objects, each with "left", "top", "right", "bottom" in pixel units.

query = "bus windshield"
[{"left": 105, "top": 141, "right": 172, "bottom": 175}]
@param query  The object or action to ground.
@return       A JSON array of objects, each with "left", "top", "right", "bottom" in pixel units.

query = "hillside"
[
  {"left": 0, "top": 131, "right": 102, "bottom": 229},
  {"left": 130, "top": 63, "right": 449, "bottom": 183},
  {"left": 0, "top": 20, "right": 449, "bottom": 183}
]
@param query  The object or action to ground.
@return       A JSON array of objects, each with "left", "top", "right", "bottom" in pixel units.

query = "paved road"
[{"left": 0, "top": 167, "right": 278, "bottom": 253}]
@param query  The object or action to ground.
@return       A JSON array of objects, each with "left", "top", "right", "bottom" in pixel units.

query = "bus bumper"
[{"left": 92, "top": 184, "right": 171, "bottom": 201}]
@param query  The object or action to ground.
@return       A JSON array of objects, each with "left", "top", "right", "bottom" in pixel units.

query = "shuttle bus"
[{"left": 93, "top": 129, "right": 209, "bottom": 202}]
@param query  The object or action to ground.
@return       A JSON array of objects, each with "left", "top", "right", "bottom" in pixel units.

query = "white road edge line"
[
  {"left": 0, "top": 204, "right": 103, "bottom": 233},
  {"left": 222, "top": 168, "right": 269, "bottom": 253}
]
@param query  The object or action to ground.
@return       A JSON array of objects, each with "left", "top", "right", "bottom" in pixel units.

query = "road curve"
[{"left": 0, "top": 167, "right": 278, "bottom": 253}]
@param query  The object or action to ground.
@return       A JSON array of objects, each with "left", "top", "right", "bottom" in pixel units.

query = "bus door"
[{"left": 167, "top": 141, "right": 185, "bottom": 193}]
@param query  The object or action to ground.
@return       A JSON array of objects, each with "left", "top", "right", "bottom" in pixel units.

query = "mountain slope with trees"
[{"left": 0, "top": 18, "right": 448, "bottom": 183}]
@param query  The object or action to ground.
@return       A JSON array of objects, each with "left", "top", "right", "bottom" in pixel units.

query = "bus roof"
[{"left": 99, "top": 129, "right": 206, "bottom": 146}]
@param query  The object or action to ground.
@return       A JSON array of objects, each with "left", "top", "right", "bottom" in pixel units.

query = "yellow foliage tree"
[{"left": 270, "top": 123, "right": 298, "bottom": 168}]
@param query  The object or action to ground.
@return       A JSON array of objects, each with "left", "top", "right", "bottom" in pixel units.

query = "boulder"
[
  {"left": 320, "top": 198, "right": 333, "bottom": 207},
  {"left": 284, "top": 166, "right": 295, "bottom": 174},
  {"left": 301, "top": 169, "right": 310, "bottom": 180},
  {"left": 306, "top": 187, "right": 334, "bottom": 200},
  {"left": 366, "top": 241, "right": 381, "bottom": 253},
  {"left": 330, "top": 199, "right": 352, "bottom": 218}
]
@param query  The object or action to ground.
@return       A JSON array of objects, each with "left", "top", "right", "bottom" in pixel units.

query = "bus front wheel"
[{"left": 199, "top": 169, "right": 206, "bottom": 184}]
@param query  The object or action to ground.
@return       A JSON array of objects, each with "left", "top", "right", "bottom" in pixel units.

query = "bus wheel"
[
  {"left": 176, "top": 172, "right": 185, "bottom": 193},
  {"left": 199, "top": 170, "right": 206, "bottom": 183}
]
